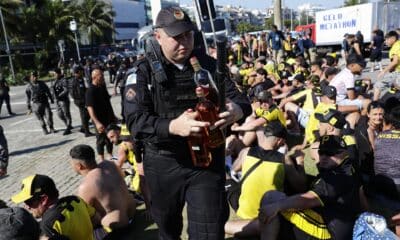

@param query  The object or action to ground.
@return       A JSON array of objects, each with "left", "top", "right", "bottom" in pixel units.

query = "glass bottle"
[{"left": 187, "top": 57, "right": 225, "bottom": 167}]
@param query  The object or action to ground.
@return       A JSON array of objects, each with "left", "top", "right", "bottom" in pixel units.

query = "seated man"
[
  {"left": 106, "top": 124, "right": 150, "bottom": 208},
  {"left": 329, "top": 54, "right": 370, "bottom": 115},
  {"left": 12, "top": 174, "right": 96, "bottom": 240},
  {"left": 225, "top": 121, "right": 307, "bottom": 238},
  {"left": 0, "top": 200, "right": 40, "bottom": 240},
  {"left": 69, "top": 144, "right": 136, "bottom": 236},
  {"left": 361, "top": 104, "right": 400, "bottom": 235},
  {"left": 258, "top": 135, "right": 360, "bottom": 240}
]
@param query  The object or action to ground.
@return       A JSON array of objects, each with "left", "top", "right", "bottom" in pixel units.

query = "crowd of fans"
[{"left": 1, "top": 25, "right": 400, "bottom": 239}]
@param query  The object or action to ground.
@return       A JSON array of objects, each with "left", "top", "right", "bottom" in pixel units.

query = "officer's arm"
[
  {"left": 58, "top": 79, "right": 69, "bottom": 99},
  {"left": 124, "top": 67, "right": 171, "bottom": 141},
  {"left": 44, "top": 83, "right": 54, "bottom": 103}
]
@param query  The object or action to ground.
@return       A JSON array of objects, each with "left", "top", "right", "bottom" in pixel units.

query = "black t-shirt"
[
  {"left": 85, "top": 85, "right": 115, "bottom": 126},
  {"left": 312, "top": 159, "right": 360, "bottom": 240}
]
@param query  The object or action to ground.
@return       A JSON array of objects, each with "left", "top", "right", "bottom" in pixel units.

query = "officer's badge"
[
  {"left": 125, "top": 88, "right": 136, "bottom": 101},
  {"left": 174, "top": 10, "right": 184, "bottom": 20}
]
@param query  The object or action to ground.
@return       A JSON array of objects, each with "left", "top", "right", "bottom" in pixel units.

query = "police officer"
[
  {"left": 124, "top": 7, "right": 251, "bottom": 240},
  {"left": 0, "top": 125, "right": 8, "bottom": 177},
  {"left": 26, "top": 71, "right": 56, "bottom": 135},
  {"left": 114, "top": 57, "right": 131, "bottom": 121},
  {"left": 69, "top": 66, "right": 93, "bottom": 137},
  {"left": 53, "top": 68, "right": 72, "bottom": 135},
  {"left": 0, "top": 73, "right": 15, "bottom": 117}
]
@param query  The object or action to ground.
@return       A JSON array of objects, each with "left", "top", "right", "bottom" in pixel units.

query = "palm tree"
[{"left": 71, "top": 0, "right": 115, "bottom": 47}]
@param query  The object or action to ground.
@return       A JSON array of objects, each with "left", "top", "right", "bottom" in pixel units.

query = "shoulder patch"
[{"left": 125, "top": 73, "right": 137, "bottom": 86}]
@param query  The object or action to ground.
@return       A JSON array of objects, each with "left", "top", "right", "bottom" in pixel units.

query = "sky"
[{"left": 179, "top": 0, "right": 344, "bottom": 10}]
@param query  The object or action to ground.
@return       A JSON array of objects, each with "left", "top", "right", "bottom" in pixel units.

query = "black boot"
[
  {"left": 49, "top": 127, "right": 57, "bottom": 134},
  {"left": 42, "top": 127, "right": 49, "bottom": 135},
  {"left": 85, "top": 130, "right": 95, "bottom": 137},
  {"left": 63, "top": 126, "right": 72, "bottom": 135}
]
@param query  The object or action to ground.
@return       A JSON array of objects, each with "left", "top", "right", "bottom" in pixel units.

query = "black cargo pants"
[
  {"left": 56, "top": 100, "right": 72, "bottom": 128},
  {"left": 32, "top": 102, "right": 53, "bottom": 129},
  {"left": 143, "top": 147, "right": 229, "bottom": 240}
]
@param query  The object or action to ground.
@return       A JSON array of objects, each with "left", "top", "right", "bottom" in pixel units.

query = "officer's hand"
[
  {"left": 169, "top": 109, "right": 210, "bottom": 137},
  {"left": 215, "top": 100, "right": 244, "bottom": 129},
  {"left": 96, "top": 122, "right": 105, "bottom": 133}
]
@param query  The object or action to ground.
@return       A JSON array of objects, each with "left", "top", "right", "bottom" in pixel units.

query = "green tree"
[
  {"left": 344, "top": 0, "right": 368, "bottom": 6},
  {"left": 0, "top": 0, "right": 23, "bottom": 39},
  {"left": 236, "top": 21, "right": 254, "bottom": 34},
  {"left": 71, "top": 0, "right": 115, "bottom": 47}
]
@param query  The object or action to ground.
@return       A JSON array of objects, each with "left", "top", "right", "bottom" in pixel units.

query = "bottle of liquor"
[{"left": 187, "top": 57, "right": 225, "bottom": 167}]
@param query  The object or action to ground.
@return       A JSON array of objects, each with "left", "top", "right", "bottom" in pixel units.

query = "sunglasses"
[{"left": 24, "top": 195, "right": 42, "bottom": 207}]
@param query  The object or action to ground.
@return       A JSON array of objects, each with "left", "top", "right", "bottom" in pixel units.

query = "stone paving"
[{"left": 1, "top": 82, "right": 123, "bottom": 206}]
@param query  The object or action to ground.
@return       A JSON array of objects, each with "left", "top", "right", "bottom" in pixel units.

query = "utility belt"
[{"left": 144, "top": 139, "right": 189, "bottom": 156}]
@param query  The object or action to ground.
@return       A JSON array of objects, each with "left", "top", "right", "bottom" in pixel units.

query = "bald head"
[{"left": 91, "top": 69, "right": 104, "bottom": 86}]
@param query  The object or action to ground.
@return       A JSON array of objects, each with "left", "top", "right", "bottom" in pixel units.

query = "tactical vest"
[
  {"left": 53, "top": 78, "right": 68, "bottom": 101},
  {"left": 152, "top": 64, "right": 198, "bottom": 119},
  {"left": 28, "top": 82, "right": 48, "bottom": 103}
]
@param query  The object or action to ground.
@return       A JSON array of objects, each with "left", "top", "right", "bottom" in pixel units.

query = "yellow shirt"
[
  {"left": 42, "top": 196, "right": 95, "bottom": 240},
  {"left": 237, "top": 147, "right": 285, "bottom": 219},
  {"left": 291, "top": 89, "right": 318, "bottom": 114},
  {"left": 389, "top": 40, "right": 400, "bottom": 72},
  {"left": 255, "top": 105, "right": 286, "bottom": 127},
  {"left": 120, "top": 142, "right": 140, "bottom": 193},
  {"left": 305, "top": 102, "right": 337, "bottom": 144}
]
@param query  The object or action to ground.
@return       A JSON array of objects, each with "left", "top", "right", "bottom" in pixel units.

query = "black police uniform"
[
  {"left": 53, "top": 76, "right": 72, "bottom": 133},
  {"left": 115, "top": 63, "right": 129, "bottom": 121},
  {"left": 0, "top": 78, "right": 14, "bottom": 116},
  {"left": 0, "top": 125, "right": 8, "bottom": 172},
  {"left": 107, "top": 57, "right": 118, "bottom": 84},
  {"left": 26, "top": 81, "right": 55, "bottom": 133},
  {"left": 124, "top": 48, "right": 251, "bottom": 239},
  {"left": 69, "top": 75, "right": 91, "bottom": 135}
]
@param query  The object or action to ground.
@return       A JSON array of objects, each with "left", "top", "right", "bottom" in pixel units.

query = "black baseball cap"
[
  {"left": 264, "top": 120, "right": 287, "bottom": 139},
  {"left": 256, "top": 90, "right": 272, "bottom": 102},
  {"left": 0, "top": 207, "right": 40, "bottom": 240},
  {"left": 155, "top": 7, "right": 196, "bottom": 37},
  {"left": 318, "top": 135, "right": 347, "bottom": 155},
  {"left": 248, "top": 82, "right": 272, "bottom": 100},
  {"left": 315, "top": 109, "right": 346, "bottom": 129},
  {"left": 288, "top": 74, "right": 305, "bottom": 83},
  {"left": 12, "top": 174, "right": 59, "bottom": 204},
  {"left": 322, "top": 85, "right": 337, "bottom": 99}
]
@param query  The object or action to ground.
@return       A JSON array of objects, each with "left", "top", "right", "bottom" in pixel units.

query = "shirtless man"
[{"left": 69, "top": 144, "right": 136, "bottom": 233}]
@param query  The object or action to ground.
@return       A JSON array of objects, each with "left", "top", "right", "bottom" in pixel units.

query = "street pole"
[
  {"left": 274, "top": 0, "right": 282, "bottom": 30},
  {"left": 69, "top": 20, "right": 81, "bottom": 62},
  {"left": 73, "top": 31, "right": 81, "bottom": 62},
  {"left": 290, "top": 8, "right": 293, "bottom": 31},
  {"left": 0, "top": 8, "right": 15, "bottom": 81},
  {"left": 205, "top": 0, "right": 217, "bottom": 47}
]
